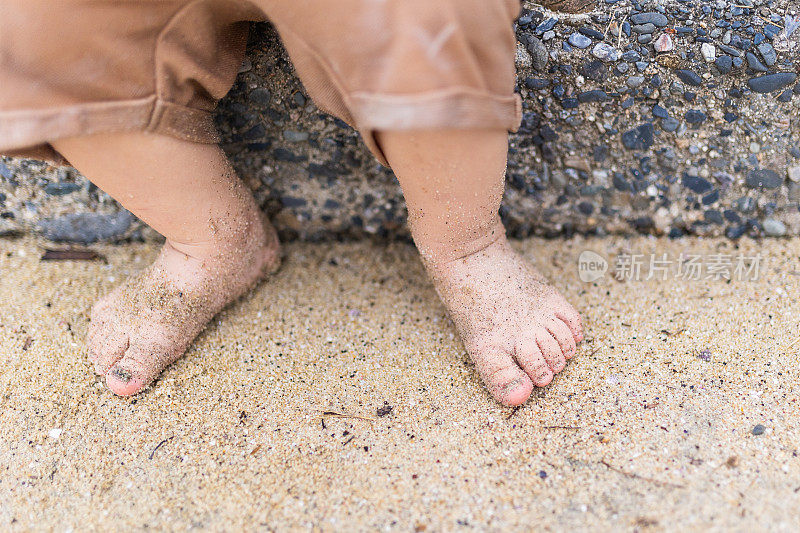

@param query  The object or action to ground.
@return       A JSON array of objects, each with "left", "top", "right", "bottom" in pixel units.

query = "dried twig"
[
  {"left": 599, "top": 459, "right": 684, "bottom": 488},
  {"left": 149, "top": 436, "right": 175, "bottom": 459},
  {"left": 41, "top": 249, "right": 105, "bottom": 262},
  {"left": 506, "top": 405, "right": 522, "bottom": 420},
  {"left": 603, "top": 10, "right": 616, "bottom": 40},
  {"left": 756, "top": 14, "right": 783, "bottom": 28},
  {"left": 250, "top": 444, "right": 262, "bottom": 456},
  {"left": 320, "top": 410, "right": 377, "bottom": 422},
  {"left": 544, "top": 425, "right": 581, "bottom": 430},
  {"left": 29, "top": 396, "right": 68, "bottom": 408}
]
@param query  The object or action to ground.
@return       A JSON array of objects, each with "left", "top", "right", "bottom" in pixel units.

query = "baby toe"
[
  {"left": 515, "top": 336, "right": 554, "bottom": 387},
  {"left": 88, "top": 325, "right": 128, "bottom": 375},
  {"left": 546, "top": 318, "right": 577, "bottom": 360},
  {"left": 555, "top": 306, "right": 584, "bottom": 343},
  {"left": 535, "top": 327, "right": 566, "bottom": 373}
]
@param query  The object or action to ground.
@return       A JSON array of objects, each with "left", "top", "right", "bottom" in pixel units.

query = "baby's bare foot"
[
  {"left": 425, "top": 237, "right": 584, "bottom": 406},
  {"left": 87, "top": 215, "right": 280, "bottom": 396}
]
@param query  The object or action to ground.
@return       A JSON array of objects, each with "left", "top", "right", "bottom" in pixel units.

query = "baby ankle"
[{"left": 414, "top": 218, "right": 506, "bottom": 268}]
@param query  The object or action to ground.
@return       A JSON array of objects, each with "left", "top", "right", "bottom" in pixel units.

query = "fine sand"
[{"left": 1, "top": 235, "right": 799, "bottom": 531}]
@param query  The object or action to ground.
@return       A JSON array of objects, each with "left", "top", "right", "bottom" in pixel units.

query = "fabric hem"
[
  {"left": 0, "top": 96, "right": 220, "bottom": 155},
  {"left": 350, "top": 90, "right": 522, "bottom": 167}
]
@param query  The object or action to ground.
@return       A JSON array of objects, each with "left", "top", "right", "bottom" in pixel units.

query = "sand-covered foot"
[
  {"left": 87, "top": 216, "right": 280, "bottom": 396},
  {"left": 424, "top": 237, "right": 584, "bottom": 406}
]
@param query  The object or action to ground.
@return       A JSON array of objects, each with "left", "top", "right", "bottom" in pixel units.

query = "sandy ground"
[{"left": 0, "top": 234, "right": 799, "bottom": 532}]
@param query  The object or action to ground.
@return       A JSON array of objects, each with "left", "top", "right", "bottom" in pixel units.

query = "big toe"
[
  {"left": 475, "top": 355, "right": 534, "bottom": 406},
  {"left": 500, "top": 376, "right": 534, "bottom": 406},
  {"left": 105, "top": 346, "right": 174, "bottom": 397}
]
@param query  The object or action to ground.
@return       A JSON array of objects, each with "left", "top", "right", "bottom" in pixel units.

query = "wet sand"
[{"left": 1, "top": 235, "right": 799, "bottom": 531}]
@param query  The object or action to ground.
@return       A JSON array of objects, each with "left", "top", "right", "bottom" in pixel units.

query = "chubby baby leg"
[
  {"left": 377, "top": 129, "right": 584, "bottom": 406},
  {"left": 52, "top": 133, "right": 280, "bottom": 395}
]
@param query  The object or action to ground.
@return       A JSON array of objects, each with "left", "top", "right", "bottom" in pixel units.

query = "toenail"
[
  {"left": 110, "top": 366, "right": 132, "bottom": 383},
  {"left": 502, "top": 379, "right": 523, "bottom": 394}
]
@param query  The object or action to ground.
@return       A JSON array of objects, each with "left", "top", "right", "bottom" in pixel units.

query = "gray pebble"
[
  {"left": 38, "top": 211, "right": 134, "bottom": 244},
  {"left": 746, "top": 52, "right": 768, "bottom": 73},
  {"left": 249, "top": 88, "right": 271, "bottom": 107},
  {"left": 568, "top": 33, "right": 593, "bottom": 49},
  {"left": 676, "top": 69, "right": 702, "bottom": 86},
  {"left": 626, "top": 76, "right": 645, "bottom": 88},
  {"left": 661, "top": 117, "right": 680, "bottom": 132},
  {"left": 757, "top": 43, "right": 777, "bottom": 67},
  {"left": 763, "top": 219, "right": 786, "bottom": 236},
  {"left": 715, "top": 55, "right": 733, "bottom": 74},
  {"left": 527, "top": 36, "right": 549, "bottom": 71},
  {"left": 592, "top": 43, "right": 621, "bottom": 62},
  {"left": 745, "top": 169, "right": 784, "bottom": 189},
  {"left": 630, "top": 12, "right": 668, "bottom": 27},
  {"left": 283, "top": 130, "right": 309, "bottom": 142},
  {"left": 748, "top": 73, "right": 798, "bottom": 94},
  {"left": 631, "top": 23, "right": 656, "bottom": 34}
]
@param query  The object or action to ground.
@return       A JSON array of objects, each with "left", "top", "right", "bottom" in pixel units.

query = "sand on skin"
[{"left": 0, "top": 235, "right": 799, "bottom": 531}]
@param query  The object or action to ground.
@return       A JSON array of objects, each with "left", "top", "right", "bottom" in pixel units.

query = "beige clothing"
[{"left": 0, "top": 0, "right": 522, "bottom": 166}]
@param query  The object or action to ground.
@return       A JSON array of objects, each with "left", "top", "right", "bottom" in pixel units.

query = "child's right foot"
[
  {"left": 423, "top": 236, "right": 584, "bottom": 406},
  {"left": 87, "top": 214, "right": 281, "bottom": 396}
]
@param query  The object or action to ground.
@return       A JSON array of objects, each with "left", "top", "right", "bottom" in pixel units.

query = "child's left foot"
[{"left": 424, "top": 237, "right": 584, "bottom": 406}]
